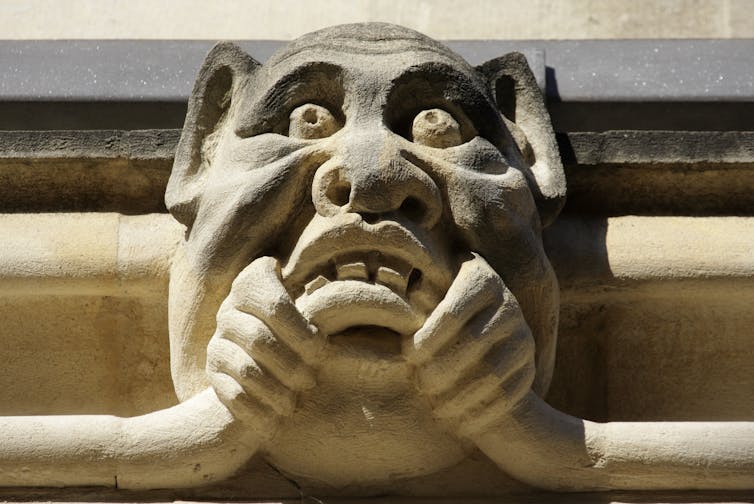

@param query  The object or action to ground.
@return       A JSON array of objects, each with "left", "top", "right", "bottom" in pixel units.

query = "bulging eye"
[
  {"left": 411, "top": 108, "right": 463, "bottom": 148},
  {"left": 288, "top": 103, "right": 341, "bottom": 140}
]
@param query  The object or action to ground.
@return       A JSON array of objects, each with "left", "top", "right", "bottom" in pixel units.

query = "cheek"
[
  {"left": 431, "top": 137, "right": 537, "bottom": 237},
  {"left": 443, "top": 167, "right": 550, "bottom": 290},
  {"left": 228, "top": 134, "right": 309, "bottom": 167},
  {"left": 187, "top": 154, "right": 317, "bottom": 273},
  {"left": 443, "top": 167, "right": 538, "bottom": 246}
]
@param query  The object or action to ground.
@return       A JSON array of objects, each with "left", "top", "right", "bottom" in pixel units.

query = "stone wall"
[{"left": 2, "top": 0, "right": 753, "bottom": 40}]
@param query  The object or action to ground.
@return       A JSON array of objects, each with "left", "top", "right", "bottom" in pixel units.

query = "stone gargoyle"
[{"left": 0, "top": 23, "right": 752, "bottom": 492}]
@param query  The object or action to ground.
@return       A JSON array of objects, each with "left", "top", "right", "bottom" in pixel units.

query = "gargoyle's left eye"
[
  {"left": 411, "top": 108, "right": 463, "bottom": 148},
  {"left": 288, "top": 103, "right": 342, "bottom": 140}
]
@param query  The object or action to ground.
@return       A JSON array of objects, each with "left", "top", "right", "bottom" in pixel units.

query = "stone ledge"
[{"left": 0, "top": 130, "right": 751, "bottom": 215}]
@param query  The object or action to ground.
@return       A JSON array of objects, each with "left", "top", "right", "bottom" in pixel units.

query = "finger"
[
  {"left": 207, "top": 337, "right": 296, "bottom": 418},
  {"left": 418, "top": 303, "right": 533, "bottom": 396},
  {"left": 217, "top": 307, "right": 316, "bottom": 391},
  {"left": 405, "top": 253, "right": 504, "bottom": 364},
  {"left": 231, "top": 256, "right": 323, "bottom": 362},
  {"left": 456, "top": 363, "right": 536, "bottom": 438},
  {"left": 209, "top": 371, "right": 279, "bottom": 438},
  {"left": 432, "top": 328, "right": 535, "bottom": 419}
]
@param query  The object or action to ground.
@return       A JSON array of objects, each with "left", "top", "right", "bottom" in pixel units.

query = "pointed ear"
[
  {"left": 477, "top": 53, "right": 566, "bottom": 227},
  {"left": 166, "top": 42, "right": 260, "bottom": 228}
]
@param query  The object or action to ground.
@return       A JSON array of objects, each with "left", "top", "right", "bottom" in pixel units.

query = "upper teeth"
[
  {"left": 336, "top": 261, "right": 369, "bottom": 281},
  {"left": 302, "top": 255, "right": 416, "bottom": 297},
  {"left": 375, "top": 265, "right": 408, "bottom": 294}
]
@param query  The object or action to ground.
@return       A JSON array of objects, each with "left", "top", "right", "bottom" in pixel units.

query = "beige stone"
[
  {"left": 0, "top": 23, "right": 751, "bottom": 496},
  {"left": 2, "top": 0, "right": 751, "bottom": 39}
]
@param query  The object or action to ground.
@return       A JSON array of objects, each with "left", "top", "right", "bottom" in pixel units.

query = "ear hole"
[
  {"left": 199, "top": 108, "right": 230, "bottom": 175},
  {"left": 495, "top": 75, "right": 517, "bottom": 122},
  {"left": 188, "top": 66, "right": 233, "bottom": 178},
  {"left": 497, "top": 74, "right": 535, "bottom": 166},
  {"left": 206, "top": 67, "right": 233, "bottom": 112}
]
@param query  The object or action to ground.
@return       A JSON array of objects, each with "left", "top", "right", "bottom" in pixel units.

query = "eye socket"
[
  {"left": 288, "top": 103, "right": 341, "bottom": 140},
  {"left": 410, "top": 108, "right": 463, "bottom": 148}
]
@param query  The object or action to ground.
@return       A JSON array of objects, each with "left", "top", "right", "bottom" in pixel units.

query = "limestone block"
[{"left": 2, "top": 0, "right": 750, "bottom": 39}]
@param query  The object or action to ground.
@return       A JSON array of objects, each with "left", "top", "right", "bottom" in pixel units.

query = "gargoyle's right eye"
[{"left": 288, "top": 103, "right": 341, "bottom": 140}]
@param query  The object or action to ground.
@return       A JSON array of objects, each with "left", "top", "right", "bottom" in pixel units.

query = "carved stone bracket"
[{"left": 0, "top": 23, "right": 751, "bottom": 496}]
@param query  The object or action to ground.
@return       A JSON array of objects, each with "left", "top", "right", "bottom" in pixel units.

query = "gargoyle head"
[{"left": 165, "top": 23, "right": 565, "bottom": 484}]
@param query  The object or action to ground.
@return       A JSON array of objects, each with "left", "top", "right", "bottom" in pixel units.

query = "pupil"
[{"left": 303, "top": 109, "right": 319, "bottom": 124}]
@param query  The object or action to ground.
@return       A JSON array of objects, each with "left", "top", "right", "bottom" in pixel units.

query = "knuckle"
[
  {"left": 205, "top": 340, "right": 229, "bottom": 371},
  {"left": 215, "top": 298, "right": 237, "bottom": 323},
  {"left": 237, "top": 361, "right": 260, "bottom": 381},
  {"left": 267, "top": 292, "right": 291, "bottom": 317},
  {"left": 233, "top": 259, "right": 271, "bottom": 288},
  {"left": 246, "top": 329, "right": 276, "bottom": 355},
  {"left": 216, "top": 302, "right": 250, "bottom": 334},
  {"left": 247, "top": 292, "right": 285, "bottom": 320},
  {"left": 208, "top": 370, "right": 245, "bottom": 405}
]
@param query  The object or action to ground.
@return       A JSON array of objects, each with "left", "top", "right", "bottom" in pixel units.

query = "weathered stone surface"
[{"left": 0, "top": 23, "right": 751, "bottom": 498}]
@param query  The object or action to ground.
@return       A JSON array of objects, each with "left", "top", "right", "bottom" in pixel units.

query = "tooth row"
[{"left": 304, "top": 258, "right": 415, "bottom": 296}]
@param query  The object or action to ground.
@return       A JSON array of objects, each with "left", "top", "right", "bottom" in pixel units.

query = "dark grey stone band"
[{"left": 1, "top": 40, "right": 753, "bottom": 131}]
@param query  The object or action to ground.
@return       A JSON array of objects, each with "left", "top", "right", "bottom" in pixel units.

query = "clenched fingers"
[
  {"left": 431, "top": 341, "right": 536, "bottom": 423},
  {"left": 405, "top": 253, "right": 505, "bottom": 364},
  {"left": 230, "top": 256, "right": 323, "bottom": 363},
  {"left": 215, "top": 305, "right": 316, "bottom": 391},
  {"left": 417, "top": 308, "right": 535, "bottom": 398},
  {"left": 207, "top": 336, "right": 296, "bottom": 418},
  {"left": 208, "top": 371, "right": 279, "bottom": 437}
]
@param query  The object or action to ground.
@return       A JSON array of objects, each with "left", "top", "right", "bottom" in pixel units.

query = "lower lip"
[{"left": 295, "top": 279, "right": 425, "bottom": 336}]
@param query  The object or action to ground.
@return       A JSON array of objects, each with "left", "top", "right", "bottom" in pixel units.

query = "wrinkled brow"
[
  {"left": 235, "top": 62, "right": 345, "bottom": 137},
  {"left": 385, "top": 61, "right": 507, "bottom": 147},
  {"left": 387, "top": 61, "right": 491, "bottom": 107}
]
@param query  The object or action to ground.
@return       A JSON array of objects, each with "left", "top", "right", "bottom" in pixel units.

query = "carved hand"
[
  {"left": 404, "top": 253, "right": 537, "bottom": 439},
  {"left": 206, "top": 256, "right": 323, "bottom": 440}
]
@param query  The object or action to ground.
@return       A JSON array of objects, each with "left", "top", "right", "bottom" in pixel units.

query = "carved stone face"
[{"left": 166, "top": 23, "right": 565, "bottom": 485}]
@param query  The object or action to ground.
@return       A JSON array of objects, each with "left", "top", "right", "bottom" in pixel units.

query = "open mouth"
[{"left": 282, "top": 214, "right": 453, "bottom": 337}]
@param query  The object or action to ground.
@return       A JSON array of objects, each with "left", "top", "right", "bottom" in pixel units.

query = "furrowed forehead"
[
  {"left": 269, "top": 39, "right": 460, "bottom": 64},
  {"left": 265, "top": 23, "right": 472, "bottom": 73}
]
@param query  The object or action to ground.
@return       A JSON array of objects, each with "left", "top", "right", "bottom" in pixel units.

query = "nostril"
[
  {"left": 407, "top": 268, "right": 422, "bottom": 290},
  {"left": 327, "top": 181, "right": 351, "bottom": 207},
  {"left": 399, "top": 196, "right": 426, "bottom": 222}
]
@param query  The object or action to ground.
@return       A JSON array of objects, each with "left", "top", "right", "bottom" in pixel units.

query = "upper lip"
[{"left": 282, "top": 213, "right": 453, "bottom": 297}]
